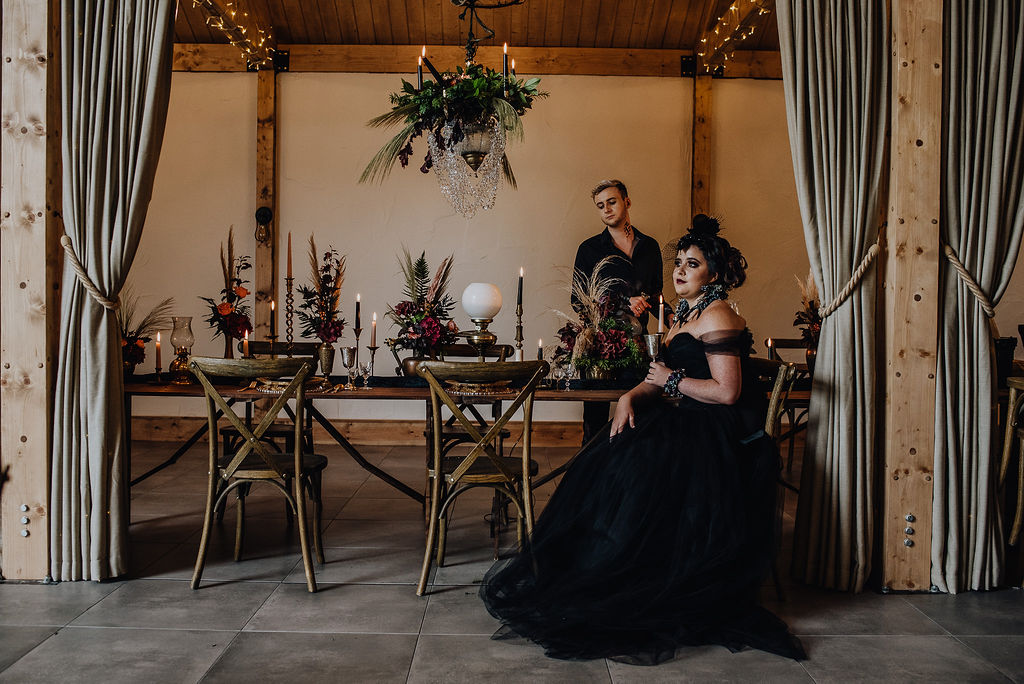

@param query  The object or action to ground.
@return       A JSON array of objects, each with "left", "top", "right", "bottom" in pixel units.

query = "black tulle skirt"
[{"left": 479, "top": 400, "right": 806, "bottom": 665}]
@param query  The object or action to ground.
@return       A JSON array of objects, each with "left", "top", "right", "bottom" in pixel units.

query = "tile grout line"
[{"left": 948, "top": 634, "right": 1018, "bottom": 683}]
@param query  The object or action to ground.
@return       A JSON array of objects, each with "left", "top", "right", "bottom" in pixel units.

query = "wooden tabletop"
[{"left": 124, "top": 380, "right": 628, "bottom": 402}]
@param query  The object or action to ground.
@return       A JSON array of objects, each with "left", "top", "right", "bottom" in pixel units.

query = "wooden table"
[{"left": 124, "top": 377, "right": 629, "bottom": 504}]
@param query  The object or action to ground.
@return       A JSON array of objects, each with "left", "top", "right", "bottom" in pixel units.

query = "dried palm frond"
[
  {"left": 117, "top": 287, "right": 175, "bottom": 339},
  {"left": 220, "top": 226, "right": 235, "bottom": 295},
  {"left": 795, "top": 270, "right": 820, "bottom": 310},
  {"left": 569, "top": 256, "right": 626, "bottom": 329},
  {"left": 425, "top": 255, "right": 454, "bottom": 307},
  {"left": 398, "top": 246, "right": 432, "bottom": 303},
  {"left": 308, "top": 235, "right": 323, "bottom": 295}
]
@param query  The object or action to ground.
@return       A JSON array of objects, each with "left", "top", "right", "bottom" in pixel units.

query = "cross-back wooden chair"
[
  {"left": 748, "top": 357, "right": 799, "bottom": 601},
  {"left": 1000, "top": 377, "right": 1024, "bottom": 550},
  {"left": 431, "top": 343, "right": 516, "bottom": 459},
  {"left": 416, "top": 359, "right": 549, "bottom": 596},
  {"left": 189, "top": 356, "right": 327, "bottom": 593},
  {"left": 765, "top": 337, "right": 811, "bottom": 472},
  {"left": 219, "top": 340, "right": 319, "bottom": 459}
]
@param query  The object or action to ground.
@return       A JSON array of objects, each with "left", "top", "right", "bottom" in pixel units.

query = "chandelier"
[{"left": 360, "top": 0, "right": 546, "bottom": 219}]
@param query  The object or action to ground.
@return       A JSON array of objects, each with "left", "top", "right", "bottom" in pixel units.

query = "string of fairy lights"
[
  {"left": 190, "top": 0, "right": 275, "bottom": 69},
  {"left": 697, "top": 0, "right": 774, "bottom": 73}
]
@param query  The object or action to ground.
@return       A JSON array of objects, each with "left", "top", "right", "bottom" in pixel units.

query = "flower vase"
[
  {"left": 586, "top": 367, "right": 615, "bottom": 381},
  {"left": 223, "top": 335, "right": 234, "bottom": 359},
  {"left": 318, "top": 342, "right": 336, "bottom": 379},
  {"left": 123, "top": 361, "right": 137, "bottom": 381},
  {"left": 401, "top": 355, "right": 426, "bottom": 378},
  {"left": 805, "top": 348, "right": 817, "bottom": 375}
]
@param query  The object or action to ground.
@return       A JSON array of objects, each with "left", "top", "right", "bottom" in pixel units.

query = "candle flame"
[
  {"left": 504, "top": 42, "right": 508, "bottom": 53},
  {"left": 357, "top": 293, "right": 361, "bottom": 302},
  {"left": 271, "top": 300, "right": 275, "bottom": 311},
  {"left": 156, "top": 332, "right": 160, "bottom": 342},
  {"left": 418, "top": 56, "right": 422, "bottom": 66},
  {"left": 373, "top": 312, "right": 377, "bottom": 322},
  {"left": 520, "top": 267, "right": 524, "bottom": 276},
  {"left": 422, "top": 45, "right": 426, "bottom": 57}
]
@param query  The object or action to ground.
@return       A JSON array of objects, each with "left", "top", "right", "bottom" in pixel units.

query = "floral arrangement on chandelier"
[
  {"left": 386, "top": 248, "right": 459, "bottom": 356},
  {"left": 297, "top": 237, "right": 347, "bottom": 344},
  {"left": 199, "top": 227, "right": 253, "bottom": 354},
  {"left": 117, "top": 288, "right": 175, "bottom": 373},
  {"left": 359, "top": 60, "right": 547, "bottom": 217},
  {"left": 553, "top": 257, "right": 643, "bottom": 376},
  {"left": 793, "top": 270, "right": 822, "bottom": 349}
]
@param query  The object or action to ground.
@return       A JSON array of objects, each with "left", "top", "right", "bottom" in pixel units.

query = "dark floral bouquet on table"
[
  {"left": 199, "top": 227, "right": 253, "bottom": 341},
  {"left": 297, "top": 236, "right": 347, "bottom": 344},
  {"left": 793, "top": 270, "right": 822, "bottom": 349},
  {"left": 553, "top": 257, "right": 643, "bottom": 375},
  {"left": 386, "top": 248, "right": 459, "bottom": 356},
  {"left": 117, "top": 288, "right": 174, "bottom": 368}
]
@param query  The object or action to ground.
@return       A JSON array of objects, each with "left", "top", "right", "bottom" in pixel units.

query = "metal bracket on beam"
[
  {"left": 273, "top": 50, "right": 289, "bottom": 72},
  {"left": 680, "top": 55, "right": 696, "bottom": 78}
]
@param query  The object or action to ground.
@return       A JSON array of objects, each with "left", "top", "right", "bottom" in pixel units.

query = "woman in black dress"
[{"left": 480, "top": 215, "right": 806, "bottom": 665}]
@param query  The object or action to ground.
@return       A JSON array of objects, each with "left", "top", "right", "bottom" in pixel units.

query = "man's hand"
[{"left": 628, "top": 295, "right": 651, "bottom": 317}]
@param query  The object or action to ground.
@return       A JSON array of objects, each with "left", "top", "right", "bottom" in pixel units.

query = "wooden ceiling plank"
[
  {"left": 559, "top": 0, "right": 584, "bottom": 47},
  {"left": 388, "top": 0, "right": 411, "bottom": 45},
  {"left": 644, "top": 0, "right": 674, "bottom": 49},
  {"left": 611, "top": 0, "right": 635, "bottom": 48},
  {"left": 262, "top": 0, "right": 294, "bottom": 43},
  {"left": 175, "top": 3, "right": 199, "bottom": 43},
  {"left": 315, "top": 0, "right": 344, "bottom": 44},
  {"left": 509, "top": 1, "right": 529, "bottom": 46},
  {"left": 544, "top": 0, "right": 565, "bottom": 46},
  {"left": 245, "top": 0, "right": 280, "bottom": 49},
  {"left": 420, "top": 0, "right": 442, "bottom": 44},
  {"left": 405, "top": 0, "right": 427, "bottom": 45},
  {"left": 351, "top": 0, "right": 376, "bottom": 44},
  {"left": 277, "top": 0, "right": 309, "bottom": 43},
  {"left": 577, "top": 0, "right": 602, "bottom": 47},
  {"left": 629, "top": 0, "right": 657, "bottom": 48},
  {"left": 333, "top": 0, "right": 360, "bottom": 44},
  {"left": 593, "top": 0, "right": 619, "bottom": 47},
  {"left": 526, "top": 0, "right": 547, "bottom": 47}
]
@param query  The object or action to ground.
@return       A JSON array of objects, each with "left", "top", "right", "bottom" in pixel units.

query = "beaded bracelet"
[{"left": 663, "top": 368, "right": 687, "bottom": 398}]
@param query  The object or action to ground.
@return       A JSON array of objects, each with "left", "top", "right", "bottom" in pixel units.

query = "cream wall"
[{"left": 133, "top": 70, "right": 1024, "bottom": 420}]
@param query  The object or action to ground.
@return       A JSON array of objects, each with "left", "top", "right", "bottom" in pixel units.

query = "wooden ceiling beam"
[{"left": 172, "top": 42, "right": 782, "bottom": 78}]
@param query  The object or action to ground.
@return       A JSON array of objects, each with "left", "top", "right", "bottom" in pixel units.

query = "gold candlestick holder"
[
  {"left": 153, "top": 365, "right": 162, "bottom": 384},
  {"left": 285, "top": 276, "right": 295, "bottom": 357}
]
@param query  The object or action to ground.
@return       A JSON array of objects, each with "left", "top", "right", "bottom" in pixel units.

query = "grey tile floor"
[{"left": 3, "top": 438, "right": 1024, "bottom": 682}]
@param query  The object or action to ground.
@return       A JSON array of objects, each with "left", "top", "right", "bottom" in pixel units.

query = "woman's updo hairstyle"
[{"left": 675, "top": 214, "right": 748, "bottom": 290}]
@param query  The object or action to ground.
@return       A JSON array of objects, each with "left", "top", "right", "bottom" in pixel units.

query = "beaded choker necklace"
[{"left": 674, "top": 283, "right": 727, "bottom": 324}]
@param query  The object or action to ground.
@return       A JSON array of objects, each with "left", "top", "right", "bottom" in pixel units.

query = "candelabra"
[
  {"left": 353, "top": 327, "right": 362, "bottom": 366},
  {"left": 285, "top": 276, "right": 295, "bottom": 357}
]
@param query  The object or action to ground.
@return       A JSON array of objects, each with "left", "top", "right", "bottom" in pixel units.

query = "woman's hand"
[
  {"left": 610, "top": 395, "right": 636, "bottom": 439},
  {"left": 628, "top": 296, "right": 651, "bottom": 317},
  {"left": 644, "top": 361, "right": 672, "bottom": 389}
]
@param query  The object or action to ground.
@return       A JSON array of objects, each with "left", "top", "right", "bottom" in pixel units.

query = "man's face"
[{"left": 593, "top": 188, "right": 631, "bottom": 229}]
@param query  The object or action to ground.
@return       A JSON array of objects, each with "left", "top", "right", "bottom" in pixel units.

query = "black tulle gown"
[{"left": 480, "top": 330, "right": 806, "bottom": 665}]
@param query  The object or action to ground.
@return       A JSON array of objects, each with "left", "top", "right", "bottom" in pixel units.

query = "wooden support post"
[
  {"left": 691, "top": 75, "right": 712, "bottom": 216},
  {"left": 883, "top": 0, "right": 942, "bottom": 591},
  {"left": 254, "top": 69, "right": 277, "bottom": 342},
  {"left": 1, "top": 0, "right": 60, "bottom": 580}
]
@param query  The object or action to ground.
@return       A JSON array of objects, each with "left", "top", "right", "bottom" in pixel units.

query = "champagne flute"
[
  {"left": 358, "top": 362, "right": 371, "bottom": 389},
  {"left": 340, "top": 346, "right": 358, "bottom": 391}
]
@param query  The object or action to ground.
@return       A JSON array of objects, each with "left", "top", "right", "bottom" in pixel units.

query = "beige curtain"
[
  {"left": 932, "top": 1, "right": 1024, "bottom": 593},
  {"left": 776, "top": 1, "right": 889, "bottom": 591},
  {"left": 51, "top": 0, "right": 175, "bottom": 580}
]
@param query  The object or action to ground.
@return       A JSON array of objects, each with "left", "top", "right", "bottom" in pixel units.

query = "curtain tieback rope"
[
  {"left": 818, "top": 235, "right": 882, "bottom": 319},
  {"left": 60, "top": 235, "right": 119, "bottom": 311},
  {"left": 942, "top": 243, "right": 995, "bottom": 318}
]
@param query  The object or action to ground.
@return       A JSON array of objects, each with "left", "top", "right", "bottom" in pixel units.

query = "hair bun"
[{"left": 689, "top": 214, "right": 721, "bottom": 237}]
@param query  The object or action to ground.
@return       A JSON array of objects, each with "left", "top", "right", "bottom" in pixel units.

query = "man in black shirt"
[{"left": 573, "top": 179, "right": 664, "bottom": 443}]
